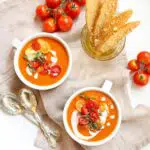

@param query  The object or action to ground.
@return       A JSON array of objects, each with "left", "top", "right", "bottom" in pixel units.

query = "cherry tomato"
[
  {"left": 133, "top": 71, "right": 149, "bottom": 86},
  {"left": 36, "top": 4, "right": 50, "bottom": 20},
  {"left": 51, "top": 8, "right": 64, "bottom": 19},
  {"left": 32, "top": 40, "right": 41, "bottom": 51},
  {"left": 81, "top": 106, "right": 89, "bottom": 115},
  {"left": 46, "top": 0, "right": 61, "bottom": 9},
  {"left": 43, "top": 18, "right": 57, "bottom": 33},
  {"left": 145, "top": 64, "right": 150, "bottom": 75},
  {"left": 128, "top": 59, "right": 139, "bottom": 71},
  {"left": 65, "top": 2, "right": 81, "bottom": 19},
  {"left": 58, "top": 15, "right": 73, "bottom": 32},
  {"left": 74, "top": 0, "right": 86, "bottom": 6},
  {"left": 89, "top": 111, "right": 99, "bottom": 122},
  {"left": 85, "top": 100, "right": 99, "bottom": 110},
  {"left": 50, "top": 65, "right": 61, "bottom": 77},
  {"left": 43, "top": 63, "right": 49, "bottom": 70},
  {"left": 30, "top": 61, "right": 40, "bottom": 69},
  {"left": 137, "top": 51, "right": 150, "bottom": 65},
  {"left": 78, "top": 117, "right": 89, "bottom": 125},
  {"left": 40, "top": 69, "right": 48, "bottom": 75},
  {"left": 38, "top": 66, "right": 48, "bottom": 75}
]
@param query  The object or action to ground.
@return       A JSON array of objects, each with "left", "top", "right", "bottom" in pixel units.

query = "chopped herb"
[
  {"left": 92, "top": 123, "right": 98, "bottom": 129},
  {"left": 23, "top": 55, "right": 28, "bottom": 60},
  {"left": 99, "top": 112, "right": 103, "bottom": 116},
  {"left": 79, "top": 94, "right": 90, "bottom": 100},
  {"left": 35, "top": 51, "right": 42, "bottom": 58},
  {"left": 27, "top": 62, "right": 31, "bottom": 68},
  {"left": 27, "top": 63, "right": 36, "bottom": 72},
  {"left": 34, "top": 52, "right": 45, "bottom": 63},
  {"left": 85, "top": 96, "right": 89, "bottom": 100},
  {"left": 88, "top": 122, "right": 98, "bottom": 130}
]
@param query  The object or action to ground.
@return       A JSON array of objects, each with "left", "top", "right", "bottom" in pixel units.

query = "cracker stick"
[
  {"left": 101, "top": 9, "right": 133, "bottom": 41},
  {"left": 86, "top": 0, "right": 102, "bottom": 32},
  {"left": 94, "top": 0, "right": 118, "bottom": 38},
  {"left": 97, "top": 21, "right": 140, "bottom": 53},
  {"left": 111, "top": 10, "right": 133, "bottom": 28}
]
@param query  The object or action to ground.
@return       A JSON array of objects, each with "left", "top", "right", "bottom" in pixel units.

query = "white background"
[{"left": 0, "top": 0, "right": 150, "bottom": 150}]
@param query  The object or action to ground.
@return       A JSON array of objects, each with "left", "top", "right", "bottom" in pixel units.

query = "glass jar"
[{"left": 81, "top": 25, "right": 126, "bottom": 61}]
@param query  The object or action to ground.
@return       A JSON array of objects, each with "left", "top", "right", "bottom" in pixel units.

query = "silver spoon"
[
  {"left": 0, "top": 93, "right": 38, "bottom": 126},
  {"left": 19, "top": 88, "right": 60, "bottom": 148}
]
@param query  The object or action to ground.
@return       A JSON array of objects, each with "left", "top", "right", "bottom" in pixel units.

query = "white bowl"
[
  {"left": 13, "top": 32, "right": 72, "bottom": 90},
  {"left": 63, "top": 80, "right": 122, "bottom": 146}
]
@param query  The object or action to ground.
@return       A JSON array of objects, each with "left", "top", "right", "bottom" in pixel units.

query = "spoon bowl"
[
  {"left": 19, "top": 89, "right": 37, "bottom": 112},
  {"left": 0, "top": 93, "right": 23, "bottom": 115}
]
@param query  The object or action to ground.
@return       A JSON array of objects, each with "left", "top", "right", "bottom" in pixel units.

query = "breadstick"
[
  {"left": 101, "top": 9, "right": 133, "bottom": 41},
  {"left": 97, "top": 21, "right": 140, "bottom": 53},
  {"left": 94, "top": 0, "right": 118, "bottom": 39},
  {"left": 86, "top": 0, "right": 102, "bottom": 32}
]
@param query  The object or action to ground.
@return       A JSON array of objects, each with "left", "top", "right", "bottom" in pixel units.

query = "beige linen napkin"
[{"left": 0, "top": 0, "right": 150, "bottom": 150}]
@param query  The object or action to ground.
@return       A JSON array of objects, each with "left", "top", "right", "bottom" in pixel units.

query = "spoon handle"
[
  {"left": 23, "top": 113, "right": 39, "bottom": 127},
  {"left": 33, "top": 112, "right": 57, "bottom": 148}
]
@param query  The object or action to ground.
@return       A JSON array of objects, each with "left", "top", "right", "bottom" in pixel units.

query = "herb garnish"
[
  {"left": 23, "top": 55, "right": 28, "bottom": 60},
  {"left": 88, "top": 122, "right": 98, "bottom": 130},
  {"left": 27, "top": 63, "right": 36, "bottom": 73},
  {"left": 34, "top": 51, "right": 45, "bottom": 63},
  {"left": 79, "top": 94, "right": 89, "bottom": 100},
  {"left": 79, "top": 94, "right": 96, "bottom": 101}
]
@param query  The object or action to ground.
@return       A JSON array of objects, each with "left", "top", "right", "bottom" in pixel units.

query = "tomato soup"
[
  {"left": 18, "top": 37, "right": 69, "bottom": 86},
  {"left": 67, "top": 90, "right": 118, "bottom": 142}
]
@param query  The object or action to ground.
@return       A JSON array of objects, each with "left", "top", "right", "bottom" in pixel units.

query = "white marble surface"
[{"left": 0, "top": 0, "right": 150, "bottom": 150}]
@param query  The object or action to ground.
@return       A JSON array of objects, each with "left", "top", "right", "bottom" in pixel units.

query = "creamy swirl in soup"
[{"left": 67, "top": 90, "right": 118, "bottom": 142}]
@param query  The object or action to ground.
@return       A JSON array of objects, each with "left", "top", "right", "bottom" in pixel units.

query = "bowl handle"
[
  {"left": 12, "top": 38, "right": 21, "bottom": 50},
  {"left": 101, "top": 80, "right": 113, "bottom": 92}
]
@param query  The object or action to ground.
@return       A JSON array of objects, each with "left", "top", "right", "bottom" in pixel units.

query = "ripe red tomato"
[
  {"left": 78, "top": 117, "right": 89, "bottom": 125},
  {"left": 65, "top": 2, "right": 81, "bottom": 19},
  {"left": 74, "top": 0, "right": 86, "bottom": 6},
  {"left": 137, "top": 51, "right": 150, "bottom": 65},
  {"left": 128, "top": 59, "right": 139, "bottom": 71},
  {"left": 85, "top": 100, "right": 99, "bottom": 110},
  {"left": 50, "top": 65, "right": 61, "bottom": 77},
  {"left": 89, "top": 111, "right": 99, "bottom": 122},
  {"left": 51, "top": 8, "right": 64, "bottom": 19},
  {"left": 43, "top": 62, "right": 49, "bottom": 70},
  {"left": 46, "top": 0, "right": 61, "bottom": 9},
  {"left": 43, "top": 18, "right": 57, "bottom": 33},
  {"left": 30, "top": 61, "right": 40, "bottom": 69},
  {"left": 32, "top": 40, "right": 41, "bottom": 51},
  {"left": 133, "top": 71, "right": 149, "bottom": 86},
  {"left": 39, "top": 66, "right": 48, "bottom": 75},
  {"left": 36, "top": 5, "right": 50, "bottom": 20},
  {"left": 145, "top": 64, "right": 150, "bottom": 75},
  {"left": 57, "top": 15, "right": 73, "bottom": 32},
  {"left": 81, "top": 106, "right": 89, "bottom": 115}
]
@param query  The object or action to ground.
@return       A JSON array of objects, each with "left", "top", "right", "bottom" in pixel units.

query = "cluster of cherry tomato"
[
  {"left": 128, "top": 51, "right": 150, "bottom": 86},
  {"left": 36, "top": 0, "right": 85, "bottom": 33},
  {"left": 79, "top": 100, "right": 100, "bottom": 126}
]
